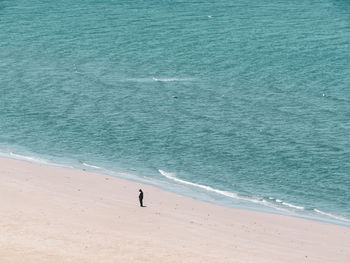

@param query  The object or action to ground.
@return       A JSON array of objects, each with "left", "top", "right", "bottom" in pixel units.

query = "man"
[{"left": 139, "top": 189, "right": 144, "bottom": 207}]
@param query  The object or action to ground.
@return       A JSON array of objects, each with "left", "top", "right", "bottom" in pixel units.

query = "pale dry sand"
[{"left": 0, "top": 157, "right": 349, "bottom": 263}]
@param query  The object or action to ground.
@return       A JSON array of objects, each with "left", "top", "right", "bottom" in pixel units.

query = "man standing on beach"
[{"left": 139, "top": 189, "right": 144, "bottom": 207}]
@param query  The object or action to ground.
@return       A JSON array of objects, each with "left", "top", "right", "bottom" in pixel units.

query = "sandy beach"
[{"left": 0, "top": 157, "right": 349, "bottom": 263}]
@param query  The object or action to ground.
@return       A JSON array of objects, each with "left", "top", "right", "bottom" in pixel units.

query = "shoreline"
[
  {"left": 3, "top": 151, "right": 349, "bottom": 227},
  {"left": 1, "top": 156, "right": 349, "bottom": 262}
]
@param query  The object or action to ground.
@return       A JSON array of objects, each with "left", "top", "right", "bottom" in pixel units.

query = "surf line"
[
  {"left": 159, "top": 170, "right": 299, "bottom": 213},
  {"left": 159, "top": 170, "right": 258, "bottom": 202}
]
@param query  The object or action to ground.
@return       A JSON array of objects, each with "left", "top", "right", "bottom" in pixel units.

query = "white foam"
[
  {"left": 152, "top": 77, "right": 186, "bottom": 82},
  {"left": 82, "top": 162, "right": 104, "bottom": 170},
  {"left": 158, "top": 169, "right": 287, "bottom": 212},
  {"left": 314, "top": 209, "right": 350, "bottom": 223},
  {"left": 82, "top": 162, "right": 120, "bottom": 175},
  {"left": 159, "top": 169, "right": 238, "bottom": 197},
  {"left": 10, "top": 152, "right": 51, "bottom": 165},
  {"left": 124, "top": 77, "right": 192, "bottom": 83},
  {"left": 281, "top": 202, "right": 305, "bottom": 210},
  {"left": 275, "top": 199, "right": 283, "bottom": 203}
]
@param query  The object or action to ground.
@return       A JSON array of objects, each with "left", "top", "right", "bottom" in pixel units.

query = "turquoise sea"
[{"left": 1, "top": 0, "right": 349, "bottom": 226}]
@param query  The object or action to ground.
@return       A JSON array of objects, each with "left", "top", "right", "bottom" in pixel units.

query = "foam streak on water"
[
  {"left": 314, "top": 209, "right": 350, "bottom": 223},
  {"left": 159, "top": 170, "right": 299, "bottom": 213}
]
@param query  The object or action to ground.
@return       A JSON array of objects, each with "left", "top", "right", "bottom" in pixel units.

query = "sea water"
[{"left": 0, "top": 0, "right": 349, "bottom": 226}]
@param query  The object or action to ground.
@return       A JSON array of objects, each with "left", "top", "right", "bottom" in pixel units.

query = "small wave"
[
  {"left": 82, "top": 162, "right": 104, "bottom": 170},
  {"left": 153, "top": 77, "right": 185, "bottom": 82},
  {"left": 314, "top": 209, "right": 350, "bottom": 223},
  {"left": 10, "top": 152, "right": 50, "bottom": 165},
  {"left": 275, "top": 199, "right": 283, "bottom": 203},
  {"left": 123, "top": 77, "right": 192, "bottom": 83},
  {"left": 281, "top": 202, "right": 305, "bottom": 210},
  {"left": 82, "top": 162, "right": 117, "bottom": 174},
  {"left": 159, "top": 169, "right": 239, "bottom": 198},
  {"left": 158, "top": 169, "right": 288, "bottom": 211}
]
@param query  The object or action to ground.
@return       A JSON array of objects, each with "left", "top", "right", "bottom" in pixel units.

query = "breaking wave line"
[
  {"left": 158, "top": 169, "right": 286, "bottom": 211},
  {"left": 314, "top": 209, "right": 350, "bottom": 223}
]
